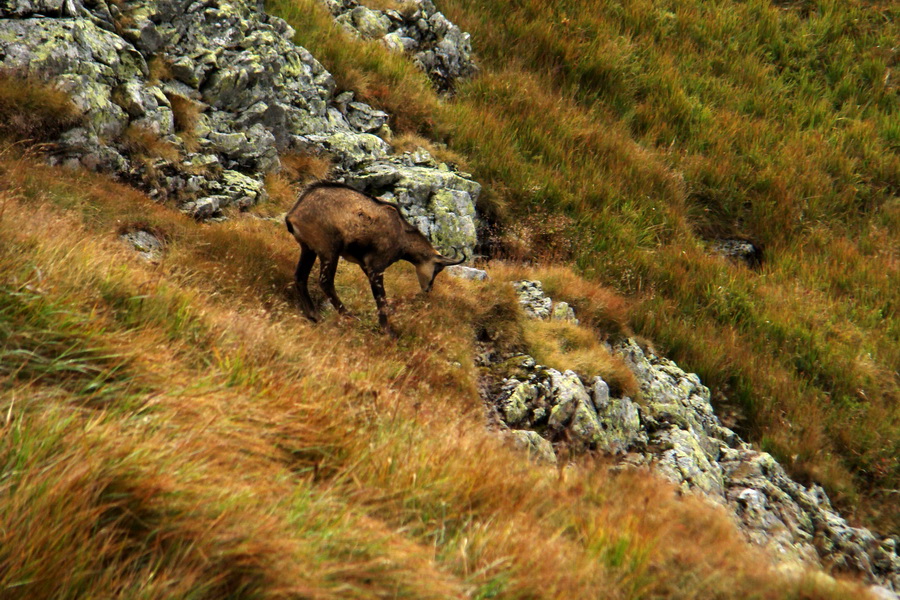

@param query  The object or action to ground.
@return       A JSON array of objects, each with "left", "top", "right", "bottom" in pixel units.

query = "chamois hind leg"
[
  {"left": 294, "top": 244, "right": 318, "bottom": 322},
  {"left": 318, "top": 254, "right": 349, "bottom": 315},
  {"left": 365, "top": 268, "right": 394, "bottom": 337}
]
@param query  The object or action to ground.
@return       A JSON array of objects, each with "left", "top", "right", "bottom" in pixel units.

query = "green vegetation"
[{"left": 268, "top": 0, "right": 899, "bottom": 532}]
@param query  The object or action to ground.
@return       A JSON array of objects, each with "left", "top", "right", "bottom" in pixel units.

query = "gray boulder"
[{"left": 321, "top": 0, "right": 477, "bottom": 92}]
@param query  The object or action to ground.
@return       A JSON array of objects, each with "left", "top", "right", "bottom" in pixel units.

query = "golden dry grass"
[
  {"left": 121, "top": 122, "right": 181, "bottom": 162},
  {"left": 167, "top": 92, "right": 202, "bottom": 151},
  {"left": 0, "top": 150, "right": 875, "bottom": 599},
  {"left": 0, "top": 72, "right": 81, "bottom": 143}
]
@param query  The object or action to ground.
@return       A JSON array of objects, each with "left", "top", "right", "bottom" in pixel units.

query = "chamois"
[{"left": 285, "top": 182, "right": 466, "bottom": 335}]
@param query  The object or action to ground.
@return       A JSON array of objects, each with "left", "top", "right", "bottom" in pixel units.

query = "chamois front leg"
[
  {"left": 318, "top": 255, "right": 349, "bottom": 315},
  {"left": 294, "top": 244, "right": 318, "bottom": 322},
  {"left": 365, "top": 269, "right": 394, "bottom": 337}
]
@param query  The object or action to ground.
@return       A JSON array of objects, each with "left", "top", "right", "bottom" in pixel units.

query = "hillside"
[
  {"left": 269, "top": 0, "right": 900, "bottom": 530},
  {"left": 1, "top": 0, "right": 898, "bottom": 597}
]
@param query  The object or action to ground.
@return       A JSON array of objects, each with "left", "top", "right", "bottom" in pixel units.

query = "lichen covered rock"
[
  {"left": 322, "top": 0, "right": 477, "bottom": 92},
  {"left": 0, "top": 0, "right": 481, "bottom": 251},
  {"left": 342, "top": 157, "right": 480, "bottom": 255}
]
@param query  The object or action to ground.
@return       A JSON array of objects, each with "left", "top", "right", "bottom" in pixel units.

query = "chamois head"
[{"left": 398, "top": 223, "right": 466, "bottom": 293}]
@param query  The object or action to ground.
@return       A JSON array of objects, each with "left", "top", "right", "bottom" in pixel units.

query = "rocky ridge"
[
  {"left": 481, "top": 280, "right": 900, "bottom": 597},
  {"left": 0, "top": 0, "right": 479, "bottom": 254},
  {"left": 321, "top": 0, "right": 477, "bottom": 92}
]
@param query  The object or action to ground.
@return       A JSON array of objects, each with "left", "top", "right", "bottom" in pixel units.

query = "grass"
[
  {"left": 121, "top": 122, "right": 180, "bottom": 162},
  {"left": 267, "top": 0, "right": 900, "bottom": 533},
  {"left": 167, "top": 92, "right": 203, "bottom": 152},
  {"left": 0, "top": 72, "right": 81, "bottom": 143},
  {"left": 0, "top": 148, "right": 874, "bottom": 599}
]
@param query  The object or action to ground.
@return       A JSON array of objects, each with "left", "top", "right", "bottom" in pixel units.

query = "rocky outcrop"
[
  {"left": 0, "top": 0, "right": 480, "bottom": 254},
  {"left": 322, "top": 0, "right": 477, "bottom": 92},
  {"left": 480, "top": 280, "right": 900, "bottom": 597},
  {"left": 512, "top": 280, "right": 577, "bottom": 324},
  {"left": 711, "top": 238, "right": 763, "bottom": 267}
]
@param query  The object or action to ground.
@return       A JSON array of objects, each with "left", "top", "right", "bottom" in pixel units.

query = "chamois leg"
[
  {"left": 365, "top": 269, "right": 394, "bottom": 337},
  {"left": 318, "top": 255, "right": 349, "bottom": 315},
  {"left": 294, "top": 244, "right": 318, "bottom": 322}
]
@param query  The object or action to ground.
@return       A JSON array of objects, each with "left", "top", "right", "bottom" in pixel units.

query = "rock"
[
  {"left": 508, "top": 430, "right": 556, "bottom": 465},
  {"left": 336, "top": 6, "right": 391, "bottom": 39},
  {"left": 480, "top": 279, "right": 900, "bottom": 594},
  {"left": 0, "top": 0, "right": 78, "bottom": 17},
  {"left": 445, "top": 265, "right": 488, "bottom": 281},
  {"left": 547, "top": 370, "right": 606, "bottom": 453},
  {"left": 120, "top": 229, "right": 164, "bottom": 261},
  {"left": 512, "top": 280, "right": 552, "bottom": 319},
  {"left": 0, "top": 18, "right": 142, "bottom": 137},
  {"left": 711, "top": 238, "right": 763, "bottom": 267},
  {"left": 0, "top": 0, "right": 484, "bottom": 231},
  {"left": 320, "top": 0, "right": 478, "bottom": 92},
  {"left": 345, "top": 101, "right": 389, "bottom": 134},
  {"left": 342, "top": 159, "right": 480, "bottom": 256},
  {"left": 551, "top": 301, "right": 578, "bottom": 324},
  {"left": 590, "top": 377, "right": 644, "bottom": 453},
  {"left": 185, "top": 195, "right": 225, "bottom": 219}
]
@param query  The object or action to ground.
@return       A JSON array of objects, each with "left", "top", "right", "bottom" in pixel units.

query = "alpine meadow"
[{"left": 0, "top": 0, "right": 898, "bottom": 598}]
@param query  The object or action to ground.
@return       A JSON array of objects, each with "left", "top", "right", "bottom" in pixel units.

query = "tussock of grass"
[
  {"left": 262, "top": 151, "right": 334, "bottom": 217},
  {"left": 523, "top": 319, "right": 638, "bottom": 397},
  {"left": 0, "top": 151, "right": 873, "bottom": 599},
  {"left": 121, "top": 123, "right": 180, "bottom": 162},
  {"left": 147, "top": 55, "right": 173, "bottom": 84},
  {"left": 167, "top": 92, "right": 202, "bottom": 152},
  {"left": 280, "top": 151, "right": 333, "bottom": 182},
  {"left": 0, "top": 72, "right": 81, "bottom": 143}
]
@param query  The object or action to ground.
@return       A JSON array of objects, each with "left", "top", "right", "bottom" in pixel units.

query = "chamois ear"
[{"left": 437, "top": 247, "right": 467, "bottom": 266}]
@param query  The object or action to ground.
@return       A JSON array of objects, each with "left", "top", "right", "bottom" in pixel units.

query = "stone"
[
  {"left": 341, "top": 160, "right": 480, "bottom": 256},
  {"left": 501, "top": 381, "right": 538, "bottom": 427},
  {"left": 445, "top": 265, "right": 488, "bottom": 281},
  {"left": 711, "top": 238, "right": 763, "bottom": 267},
  {"left": 551, "top": 301, "right": 578, "bottom": 324},
  {"left": 120, "top": 230, "right": 164, "bottom": 261},
  {"left": 512, "top": 280, "right": 552, "bottom": 319},
  {"left": 509, "top": 430, "right": 556, "bottom": 465},
  {"left": 186, "top": 195, "right": 225, "bottom": 219},
  {"left": 481, "top": 280, "right": 900, "bottom": 593},
  {"left": 320, "top": 0, "right": 477, "bottom": 91},
  {"left": 346, "top": 101, "right": 389, "bottom": 133}
]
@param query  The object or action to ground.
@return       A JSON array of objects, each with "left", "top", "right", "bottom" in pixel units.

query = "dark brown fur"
[{"left": 285, "top": 182, "right": 465, "bottom": 335}]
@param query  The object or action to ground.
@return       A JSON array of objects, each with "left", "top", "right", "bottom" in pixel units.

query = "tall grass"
[{"left": 0, "top": 151, "right": 872, "bottom": 598}]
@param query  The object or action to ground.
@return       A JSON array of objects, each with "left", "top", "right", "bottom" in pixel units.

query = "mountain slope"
[
  {"left": 269, "top": 0, "right": 899, "bottom": 532},
  {"left": 0, "top": 151, "right": 872, "bottom": 598}
]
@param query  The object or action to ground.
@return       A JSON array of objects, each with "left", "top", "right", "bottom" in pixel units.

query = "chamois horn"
[{"left": 439, "top": 246, "right": 467, "bottom": 266}]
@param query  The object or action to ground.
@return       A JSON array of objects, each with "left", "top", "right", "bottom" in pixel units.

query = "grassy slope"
[
  {"left": 266, "top": 0, "right": 899, "bottom": 532},
  {"left": 0, "top": 150, "right": 870, "bottom": 598}
]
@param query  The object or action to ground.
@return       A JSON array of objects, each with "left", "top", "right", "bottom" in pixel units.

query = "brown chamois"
[{"left": 285, "top": 181, "right": 466, "bottom": 335}]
